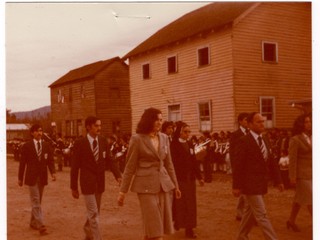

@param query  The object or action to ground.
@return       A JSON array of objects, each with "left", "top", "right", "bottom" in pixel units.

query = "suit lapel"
[
  {"left": 142, "top": 134, "right": 160, "bottom": 159},
  {"left": 262, "top": 135, "right": 272, "bottom": 158},
  {"left": 247, "top": 133, "right": 265, "bottom": 161},
  {"left": 298, "top": 134, "right": 312, "bottom": 149},
  {"left": 31, "top": 140, "right": 41, "bottom": 160},
  {"left": 84, "top": 137, "right": 95, "bottom": 162}
]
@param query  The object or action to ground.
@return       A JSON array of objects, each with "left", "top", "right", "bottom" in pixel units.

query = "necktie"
[
  {"left": 245, "top": 129, "right": 250, "bottom": 135},
  {"left": 37, "top": 141, "right": 42, "bottom": 160},
  {"left": 258, "top": 136, "right": 267, "bottom": 160},
  {"left": 92, "top": 139, "right": 99, "bottom": 162}
]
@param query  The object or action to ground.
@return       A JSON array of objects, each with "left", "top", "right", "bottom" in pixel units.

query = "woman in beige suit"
[
  {"left": 118, "top": 108, "right": 181, "bottom": 240},
  {"left": 287, "top": 113, "right": 312, "bottom": 232}
]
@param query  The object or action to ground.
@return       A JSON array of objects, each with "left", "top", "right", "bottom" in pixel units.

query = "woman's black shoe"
[
  {"left": 286, "top": 221, "right": 300, "bottom": 232},
  {"left": 185, "top": 228, "right": 197, "bottom": 238}
]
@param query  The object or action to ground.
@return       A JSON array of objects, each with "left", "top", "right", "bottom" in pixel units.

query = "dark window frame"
[
  {"left": 167, "top": 55, "right": 177, "bottom": 74},
  {"left": 262, "top": 41, "right": 278, "bottom": 63},
  {"left": 197, "top": 46, "right": 210, "bottom": 67},
  {"left": 142, "top": 63, "right": 150, "bottom": 79}
]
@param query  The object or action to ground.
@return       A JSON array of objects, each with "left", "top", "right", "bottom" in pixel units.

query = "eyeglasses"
[{"left": 183, "top": 130, "right": 191, "bottom": 133}]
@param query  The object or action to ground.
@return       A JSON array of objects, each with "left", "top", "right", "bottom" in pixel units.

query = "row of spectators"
[{"left": 7, "top": 125, "right": 292, "bottom": 188}]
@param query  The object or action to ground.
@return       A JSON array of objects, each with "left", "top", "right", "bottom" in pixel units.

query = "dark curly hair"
[
  {"left": 292, "top": 113, "right": 312, "bottom": 136},
  {"left": 136, "top": 108, "right": 162, "bottom": 134}
]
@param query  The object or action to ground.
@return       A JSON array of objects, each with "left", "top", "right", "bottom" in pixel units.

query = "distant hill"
[{"left": 12, "top": 106, "right": 51, "bottom": 120}]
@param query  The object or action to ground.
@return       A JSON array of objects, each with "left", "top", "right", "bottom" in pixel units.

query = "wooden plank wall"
[
  {"left": 129, "top": 29, "right": 236, "bottom": 135},
  {"left": 232, "top": 2, "right": 311, "bottom": 128},
  {"left": 128, "top": 2, "right": 311, "bottom": 135},
  {"left": 95, "top": 61, "right": 132, "bottom": 136}
]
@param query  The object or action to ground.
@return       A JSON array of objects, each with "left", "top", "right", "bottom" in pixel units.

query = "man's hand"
[
  {"left": 72, "top": 189, "right": 79, "bottom": 199},
  {"left": 277, "top": 183, "right": 284, "bottom": 192},
  {"left": 118, "top": 192, "right": 125, "bottom": 206},
  {"left": 232, "top": 189, "right": 241, "bottom": 197},
  {"left": 51, "top": 174, "right": 56, "bottom": 181},
  {"left": 18, "top": 180, "right": 23, "bottom": 187},
  {"left": 116, "top": 178, "right": 122, "bottom": 186},
  {"left": 175, "top": 188, "right": 182, "bottom": 199},
  {"left": 198, "top": 179, "right": 205, "bottom": 186}
]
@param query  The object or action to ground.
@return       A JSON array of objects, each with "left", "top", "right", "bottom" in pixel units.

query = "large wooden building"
[
  {"left": 123, "top": 2, "right": 311, "bottom": 134},
  {"left": 49, "top": 57, "right": 131, "bottom": 138}
]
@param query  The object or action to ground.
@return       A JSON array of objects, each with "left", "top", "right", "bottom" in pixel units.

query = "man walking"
[
  {"left": 18, "top": 123, "right": 56, "bottom": 235},
  {"left": 232, "top": 112, "right": 284, "bottom": 240},
  {"left": 229, "top": 112, "right": 248, "bottom": 221},
  {"left": 70, "top": 116, "right": 122, "bottom": 240}
]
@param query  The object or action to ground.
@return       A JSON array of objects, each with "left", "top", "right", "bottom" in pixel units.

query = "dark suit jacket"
[
  {"left": 18, "top": 139, "right": 55, "bottom": 186},
  {"left": 170, "top": 139, "right": 202, "bottom": 182},
  {"left": 70, "top": 136, "right": 121, "bottom": 195},
  {"left": 229, "top": 128, "right": 245, "bottom": 168},
  {"left": 232, "top": 133, "right": 282, "bottom": 195}
]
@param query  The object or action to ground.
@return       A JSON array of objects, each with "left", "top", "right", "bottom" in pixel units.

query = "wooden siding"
[
  {"left": 129, "top": 29, "right": 236, "bottom": 134},
  {"left": 95, "top": 61, "right": 131, "bottom": 135},
  {"left": 50, "top": 60, "right": 131, "bottom": 137},
  {"left": 128, "top": 2, "right": 311, "bottom": 134},
  {"left": 232, "top": 2, "right": 311, "bottom": 128},
  {"left": 51, "top": 79, "right": 96, "bottom": 136}
]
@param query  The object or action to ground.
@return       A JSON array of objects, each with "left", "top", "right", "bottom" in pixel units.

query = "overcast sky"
[{"left": 5, "top": 1, "right": 209, "bottom": 113}]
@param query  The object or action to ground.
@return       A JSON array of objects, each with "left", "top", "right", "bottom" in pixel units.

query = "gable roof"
[
  {"left": 49, "top": 56, "right": 125, "bottom": 88},
  {"left": 6, "top": 123, "right": 30, "bottom": 131},
  {"left": 123, "top": 2, "right": 255, "bottom": 59}
]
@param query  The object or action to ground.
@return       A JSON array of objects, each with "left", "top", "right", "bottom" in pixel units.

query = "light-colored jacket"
[
  {"left": 289, "top": 134, "right": 312, "bottom": 180},
  {"left": 120, "top": 133, "right": 179, "bottom": 194}
]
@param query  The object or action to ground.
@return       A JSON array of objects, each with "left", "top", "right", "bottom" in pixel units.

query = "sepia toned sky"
[{"left": 5, "top": 1, "right": 209, "bottom": 112}]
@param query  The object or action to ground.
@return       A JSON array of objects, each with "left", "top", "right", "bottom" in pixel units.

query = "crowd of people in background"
[
  {"left": 8, "top": 121, "right": 295, "bottom": 188},
  {"left": 8, "top": 109, "right": 312, "bottom": 239}
]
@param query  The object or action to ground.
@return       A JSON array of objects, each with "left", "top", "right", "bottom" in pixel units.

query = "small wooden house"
[
  {"left": 6, "top": 123, "right": 31, "bottom": 141},
  {"left": 123, "top": 2, "right": 311, "bottom": 133},
  {"left": 49, "top": 57, "right": 131, "bottom": 138}
]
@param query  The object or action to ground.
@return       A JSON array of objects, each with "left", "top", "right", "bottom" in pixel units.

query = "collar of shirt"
[
  {"left": 33, "top": 138, "right": 42, "bottom": 147},
  {"left": 249, "top": 130, "right": 262, "bottom": 144},
  {"left": 87, "top": 134, "right": 98, "bottom": 146},
  {"left": 239, "top": 126, "right": 247, "bottom": 135},
  {"left": 179, "top": 138, "right": 187, "bottom": 143}
]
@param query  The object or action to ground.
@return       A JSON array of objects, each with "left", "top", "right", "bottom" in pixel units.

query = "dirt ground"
[{"left": 7, "top": 155, "right": 312, "bottom": 240}]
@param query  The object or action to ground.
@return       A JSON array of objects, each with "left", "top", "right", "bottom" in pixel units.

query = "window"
[
  {"left": 80, "top": 85, "right": 85, "bottom": 98},
  {"left": 77, "top": 120, "right": 83, "bottom": 137},
  {"left": 57, "top": 89, "right": 62, "bottom": 103},
  {"left": 260, "top": 96, "right": 275, "bottom": 128},
  {"left": 167, "top": 55, "right": 177, "bottom": 74},
  {"left": 198, "top": 46, "right": 210, "bottom": 66},
  {"left": 142, "top": 63, "right": 150, "bottom": 79},
  {"left": 198, "top": 101, "right": 211, "bottom": 131},
  {"left": 262, "top": 41, "right": 278, "bottom": 63},
  {"left": 168, "top": 104, "right": 181, "bottom": 122},
  {"left": 66, "top": 120, "right": 71, "bottom": 136},
  {"left": 69, "top": 87, "right": 72, "bottom": 102}
]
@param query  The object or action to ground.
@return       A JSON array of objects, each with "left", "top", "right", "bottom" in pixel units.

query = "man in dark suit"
[
  {"left": 229, "top": 112, "right": 248, "bottom": 221},
  {"left": 70, "top": 116, "right": 122, "bottom": 240},
  {"left": 232, "top": 112, "right": 284, "bottom": 240},
  {"left": 18, "top": 123, "right": 56, "bottom": 235}
]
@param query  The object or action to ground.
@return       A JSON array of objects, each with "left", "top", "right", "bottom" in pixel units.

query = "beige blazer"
[
  {"left": 120, "top": 132, "right": 179, "bottom": 194},
  {"left": 289, "top": 134, "right": 312, "bottom": 180}
]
